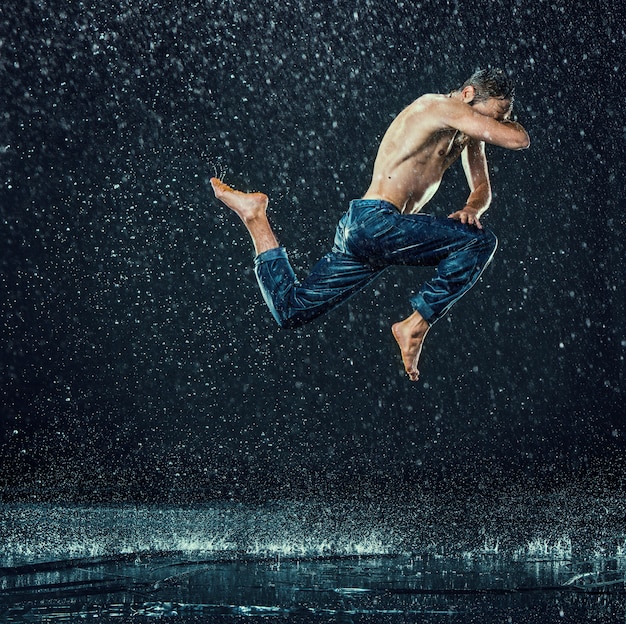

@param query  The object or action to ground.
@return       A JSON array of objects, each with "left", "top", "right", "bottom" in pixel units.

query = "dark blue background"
[{"left": 1, "top": 0, "right": 624, "bottom": 501}]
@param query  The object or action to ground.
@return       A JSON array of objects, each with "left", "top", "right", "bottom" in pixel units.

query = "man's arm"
[
  {"left": 440, "top": 98, "right": 530, "bottom": 150},
  {"left": 448, "top": 140, "right": 491, "bottom": 229}
]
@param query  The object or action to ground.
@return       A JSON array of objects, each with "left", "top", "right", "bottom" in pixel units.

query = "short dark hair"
[{"left": 461, "top": 68, "right": 515, "bottom": 102}]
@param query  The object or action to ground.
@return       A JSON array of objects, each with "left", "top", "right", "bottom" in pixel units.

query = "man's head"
[
  {"left": 458, "top": 68, "right": 515, "bottom": 120},
  {"left": 461, "top": 68, "right": 515, "bottom": 103}
]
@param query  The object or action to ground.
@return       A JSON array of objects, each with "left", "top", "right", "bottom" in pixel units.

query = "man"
[{"left": 211, "top": 69, "right": 530, "bottom": 381}]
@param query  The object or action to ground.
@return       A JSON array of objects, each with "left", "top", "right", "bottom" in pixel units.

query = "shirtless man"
[{"left": 211, "top": 69, "right": 530, "bottom": 381}]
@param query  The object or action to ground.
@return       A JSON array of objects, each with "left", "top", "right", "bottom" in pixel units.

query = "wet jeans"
[{"left": 254, "top": 199, "right": 498, "bottom": 329}]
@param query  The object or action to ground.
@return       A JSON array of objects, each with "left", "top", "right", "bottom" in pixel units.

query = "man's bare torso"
[{"left": 363, "top": 94, "right": 470, "bottom": 213}]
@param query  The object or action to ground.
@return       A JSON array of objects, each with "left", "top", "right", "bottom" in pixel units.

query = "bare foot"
[
  {"left": 210, "top": 178, "right": 279, "bottom": 256},
  {"left": 391, "top": 312, "right": 430, "bottom": 381},
  {"left": 210, "top": 177, "right": 268, "bottom": 223}
]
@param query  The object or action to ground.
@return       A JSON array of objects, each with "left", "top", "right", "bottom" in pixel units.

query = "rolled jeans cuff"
[
  {"left": 410, "top": 294, "right": 436, "bottom": 326},
  {"left": 254, "top": 246, "right": 288, "bottom": 266}
]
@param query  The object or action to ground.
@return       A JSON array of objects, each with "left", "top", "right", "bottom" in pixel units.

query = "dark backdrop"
[{"left": 1, "top": 0, "right": 624, "bottom": 501}]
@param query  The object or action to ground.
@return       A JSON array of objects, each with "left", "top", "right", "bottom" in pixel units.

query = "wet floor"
[
  {"left": 1, "top": 500, "right": 624, "bottom": 622},
  {"left": 1, "top": 552, "right": 624, "bottom": 622}
]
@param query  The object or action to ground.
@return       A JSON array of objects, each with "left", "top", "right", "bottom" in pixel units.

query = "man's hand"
[{"left": 448, "top": 206, "right": 483, "bottom": 229}]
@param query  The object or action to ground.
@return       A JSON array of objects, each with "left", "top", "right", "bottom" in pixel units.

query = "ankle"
[
  {"left": 242, "top": 213, "right": 266, "bottom": 226},
  {"left": 408, "top": 314, "right": 429, "bottom": 335}
]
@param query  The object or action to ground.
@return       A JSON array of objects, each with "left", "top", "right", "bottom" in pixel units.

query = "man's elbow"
[{"left": 514, "top": 132, "right": 530, "bottom": 150}]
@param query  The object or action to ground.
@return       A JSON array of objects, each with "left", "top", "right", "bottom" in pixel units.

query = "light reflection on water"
[{"left": 0, "top": 502, "right": 624, "bottom": 622}]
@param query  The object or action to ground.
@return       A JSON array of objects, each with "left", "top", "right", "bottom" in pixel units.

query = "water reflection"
[
  {"left": 1, "top": 502, "right": 624, "bottom": 622},
  {"left": 1, "top": 552, "right": 624, "bottom": 622}
]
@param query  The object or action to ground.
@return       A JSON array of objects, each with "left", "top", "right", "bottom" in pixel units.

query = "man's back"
[
  {"left": 363, "top": 91, "right": 528, "bottom": 214},
  {"left": 364, "top": 94, "right": 467, "bottom": 213}
]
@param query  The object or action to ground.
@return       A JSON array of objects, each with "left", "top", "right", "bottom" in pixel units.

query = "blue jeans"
[{"left": 254, "top": 199, "right": 498, "bottom": 329}]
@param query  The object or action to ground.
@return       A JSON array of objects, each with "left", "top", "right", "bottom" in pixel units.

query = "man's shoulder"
[
  {"left": 408, "top": 92, "right": 445, "bottom": 104},
  {"left": 402, "top": 93, "right": 455, "bottom": 129},
  {"left": 404, "top": 93, "right": 455, "bottom": 119}
]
